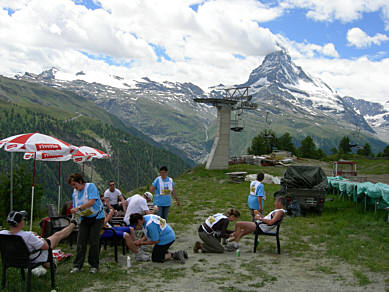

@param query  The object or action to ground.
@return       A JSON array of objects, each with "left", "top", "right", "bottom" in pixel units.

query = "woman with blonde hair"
[{"left": 194, "top": 208, "right": 240, "bottom": 253}]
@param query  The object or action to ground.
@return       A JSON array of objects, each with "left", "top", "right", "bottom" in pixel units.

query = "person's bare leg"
[
  {"left": 124, "top": 232, "right": 139, "bottom": 253},
  {"left": 231, "top": 221, "right": 256, "bottom": 242},
  {"left": 164, "top": 253, "right": 172, "bottom": 260},
  {"left": 129, "top": 227, "right": 136, "bottom": 241},
  {"left": 47, "top": 223, "right": 76, "bottom": 249}
]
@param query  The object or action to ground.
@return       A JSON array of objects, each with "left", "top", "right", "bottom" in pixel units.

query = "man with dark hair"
[
  {"left": 130, "top": 213, "right": 187, "bottom": 264},
  {"left": 149, "top": 166, "right": 180, "bottom": 220},
  {"left": 0, "top": 210, "right": 76, "bottom": 272},
  {"left": 226, "top": 197, "right": 287, "bottom": 249},
  {"left": 248, "top": 172, "right": 265, "bottom": 221},
  {"left": 104, "top": 180, "right": 126, "bottom": 213}
]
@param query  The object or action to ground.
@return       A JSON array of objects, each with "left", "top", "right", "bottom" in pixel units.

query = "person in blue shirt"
[
  {"left": 149, "top": 166, "right": 180, "bottom": 220},
  {"left": 68, "top": 173, "right": 105, "bottom": 274},
  {"left": 248, "top": 172, "right": 265, "bottom": 221},
  {"left": 130, "top": 213, "right": 187, "bottom": 264}
]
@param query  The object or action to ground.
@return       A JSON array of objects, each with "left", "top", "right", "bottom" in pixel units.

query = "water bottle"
[
  {"left": 126, "top": 256, "right": 131, "bottom": 268},
  {"left": 236, "top": 249, "right": 240, "bottom": 257}
]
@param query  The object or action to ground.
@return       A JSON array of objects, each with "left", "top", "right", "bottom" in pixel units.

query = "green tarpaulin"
[{"left": 328, "top": 177, "right": 389, "bottom": 208}]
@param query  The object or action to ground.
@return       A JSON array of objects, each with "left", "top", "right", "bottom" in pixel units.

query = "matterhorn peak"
[{"left": 38, "top": 67, "right": 59, "bottom": 80}]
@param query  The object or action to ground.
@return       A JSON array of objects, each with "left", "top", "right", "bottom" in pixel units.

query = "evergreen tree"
[
  {"left": 0, "top": 164, "right": 44, "bottom": 224},
  {"left": 339, "top": 136, "right": 351, "bottom": 154},
  {"left": 357, "top": 143, "right": 372, "bottom": 157},
  {"left": 276, "top": 132, "right": 296, "bottom": 154},
  {"left": 383, "top": 145, "right": 389, "bottom": 157},
  {"left": 298, "top": 136, "right": 317, "bottom": 158},
  {"left": 247, "top": 133, "right": 268, "bottom": 155},
  {"left": 330, "top": 147, "right": 338, "bottom": 155}
]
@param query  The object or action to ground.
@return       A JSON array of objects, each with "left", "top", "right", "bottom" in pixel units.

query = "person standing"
[
  {"left": 68, "top": 173, "right": 105, "bottom": 274},
  {"left": 248, "top": 172, "right": 265, "bottom": 221},
  {"left": 149, "top": 166, "right": 180, "bottom": 220},
  {"left": 104, "top": 180, "right": 127, "bottom": 213},
  {"left": 194, "top": 208, "right": 240, "bottom": 253}
]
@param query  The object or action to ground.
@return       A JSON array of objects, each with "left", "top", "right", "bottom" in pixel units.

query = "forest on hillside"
[{"left": 0, "top": 102, "right": 190, "bottom": 217}]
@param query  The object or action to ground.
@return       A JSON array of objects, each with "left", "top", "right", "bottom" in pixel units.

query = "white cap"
[{"left": 143, "top": 192, "right": 153, "bottom": 201}]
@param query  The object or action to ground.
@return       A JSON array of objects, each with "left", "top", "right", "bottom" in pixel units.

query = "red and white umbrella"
[
  {"left": 72, "top": 146, "right": 110, "bottom": 180},
  {"left": 0, "top": 132, "right": 78, "bottom": 154},
  {"left": 1, "top": 133, "right": 78, "bottom": 230},
  {"left": 72, "top": 146, "right": 110, "bottom": 163}
]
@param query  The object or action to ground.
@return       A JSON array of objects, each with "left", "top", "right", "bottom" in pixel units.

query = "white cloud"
[
  {"left": 281, "top": 0, "right": 389, "bottom": 30},
  {"left": 294, "top": 56, "right": 389, "bottom": 104},
  {"left": 0, "top": 0, "right": 388, "bottom": 105},
  {"left": 347, "top": 27, "right": 389, "bottom": 48}
]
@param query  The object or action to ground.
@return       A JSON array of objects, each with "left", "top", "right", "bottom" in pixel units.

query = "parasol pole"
[
  {"left": 10, "top": 152, "right": 13, "bottom": 211},
  {"left": 82, "top": 162, "right": 85, "bottom": 175},
  {"left": 30, "top": 156, "right": 36, "bottom": 231},
  {"left": 57, "top": 161, "right": 61, "bottom": 211},
  {"left": 90, "top": 163, "right": 93, "bottom": 180}
]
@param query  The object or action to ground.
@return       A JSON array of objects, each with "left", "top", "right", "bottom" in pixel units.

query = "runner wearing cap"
[
  {"left": 0, "top": 210, "right": 76, "bottom": 268},
  {"left": 123, "top": 192, "right": 158, "bottom": 226}
]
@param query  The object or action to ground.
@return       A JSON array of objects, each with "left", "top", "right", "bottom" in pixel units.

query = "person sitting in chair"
[
  {"left": 226, "top": 197, "right": 287, "bottom": 249},
  {"left": 0, "top": 210, "right": 76, "bottom": 269}
]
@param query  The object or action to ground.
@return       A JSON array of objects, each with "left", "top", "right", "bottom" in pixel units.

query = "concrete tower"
[{"left": 194, "top": 87, "right": 257, "bottom": 169}]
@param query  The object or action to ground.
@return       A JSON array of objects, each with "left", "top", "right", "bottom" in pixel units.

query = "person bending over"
[
  {"left": 0, "top": 210, "right": 76, "bottom": 269},
  {"left": 194, "top": 208, "right": 240, "bottom": 253},
  {"left": 100, "top": 209, "right": 150, "bottom": 261},
  {"left": 123, "top": 192, "right": 158, "bottom": 226},
  {"left": 227, "top": 197, "right": 287, "bottom": 248},
  {"left": 130, "top": 213, "right": 187, "bottom": 264}
]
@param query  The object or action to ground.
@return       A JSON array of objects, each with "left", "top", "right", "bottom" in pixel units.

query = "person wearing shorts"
[
  {"left": 130, "top": 213, "right": 187, "bottom": 263},
  {"left": 0, "top": 210, "right": 76, "bottom": 268}
]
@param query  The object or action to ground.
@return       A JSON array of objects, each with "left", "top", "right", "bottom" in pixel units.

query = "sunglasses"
[{"left": 109, "top": 184, "right": 115, "bottom": 186}]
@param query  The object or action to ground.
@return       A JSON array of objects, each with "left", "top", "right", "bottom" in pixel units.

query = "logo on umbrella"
[
  {"left": 36, "top": 144, "right": 62, "bottom": 151},
  {"left": 41, "top": 153, "right": 64, "bottom": 160}
]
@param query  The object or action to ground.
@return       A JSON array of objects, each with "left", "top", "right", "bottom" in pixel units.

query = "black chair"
[
  {"left": 47, "top": 204, "right": 71, "bottom": 234},
  {"left": 253, "top": 216, "right": 285, "bottom": 254},
  {"left": 0, "top": 234, "right": 55, "bottom": 292},
  {"left": 100, "top": 227, "right": 127, "bottom": 263},
  {"left": 47, "top": 204, "right": 79, "bottom": 247}
]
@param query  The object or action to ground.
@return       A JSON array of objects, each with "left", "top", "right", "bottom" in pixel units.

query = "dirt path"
[{"left": 83, "top": 223, "right": 387, "bottom": 292}]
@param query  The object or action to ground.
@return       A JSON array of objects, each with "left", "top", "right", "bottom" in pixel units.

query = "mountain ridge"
[{"left": 13, "top": 50, "right": 388, "bottom": 158}]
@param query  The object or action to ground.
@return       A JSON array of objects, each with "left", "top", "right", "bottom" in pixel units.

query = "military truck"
[{"left": 274, "top": 165, "right": 328, "bottom": 215}]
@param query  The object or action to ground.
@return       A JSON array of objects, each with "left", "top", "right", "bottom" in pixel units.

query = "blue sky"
[{"left": 0, "top": 0, "right": 388, "bottom": 104}]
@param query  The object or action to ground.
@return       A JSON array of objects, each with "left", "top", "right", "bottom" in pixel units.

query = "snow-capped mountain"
[
  {"left": 343, "top": 96, "right": 389, "bottom": 143},
  {"left": 14, "top": 50, "right": 388, "bottom": 161},
  {"left": 16, "top": 68, "right": 215, "bottom": 162},
  {"left": 240, "top": 50, "right": 373, "bottom": 133}
]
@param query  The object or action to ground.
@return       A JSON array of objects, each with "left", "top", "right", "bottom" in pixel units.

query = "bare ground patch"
[{"left": 82, "top": 224, "right": 387, "bottom": 292}]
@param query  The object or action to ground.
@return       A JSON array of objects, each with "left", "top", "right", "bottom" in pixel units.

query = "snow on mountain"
[
  {"left": 343, "top": 96, "right": 389, "bottom": 143},
  {"left": 12, "top": 50, "right": 388, "bottom": 160},
  {"left": 240, "top": 50, "right": 374, "bottom": 132}
]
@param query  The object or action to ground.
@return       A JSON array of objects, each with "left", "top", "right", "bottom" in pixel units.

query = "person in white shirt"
[
  {"left": 123, "top": 192, "right": 158, "bottom": 226},
  {"left": 226, "top": 197, "right": 287, "bottom": 249},
  {"left": 0, "top": 210, "right": 76, "bottom": 267},
  {"left": 104, "top": 180, "right": 126, "bottom": 212}
]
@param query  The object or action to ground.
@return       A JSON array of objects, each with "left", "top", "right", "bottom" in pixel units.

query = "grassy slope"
[{"left": 2, "top": 163, "right": 388, "bottom": 291}]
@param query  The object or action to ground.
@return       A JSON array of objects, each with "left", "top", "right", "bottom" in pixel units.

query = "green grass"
[
  {"left": 352, "top": 270, "right": 372, "bottom": 286},
  {"left": 1, "top": 164, "right": 388, "bottom": 291}
]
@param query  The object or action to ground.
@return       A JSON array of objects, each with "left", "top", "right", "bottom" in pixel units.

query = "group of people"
[
  {"left": 1, "top": 168, "right": 286, "bottom": 276},
  {"left": 194, "top": 172, "right": 287, "bottom": 253}
]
